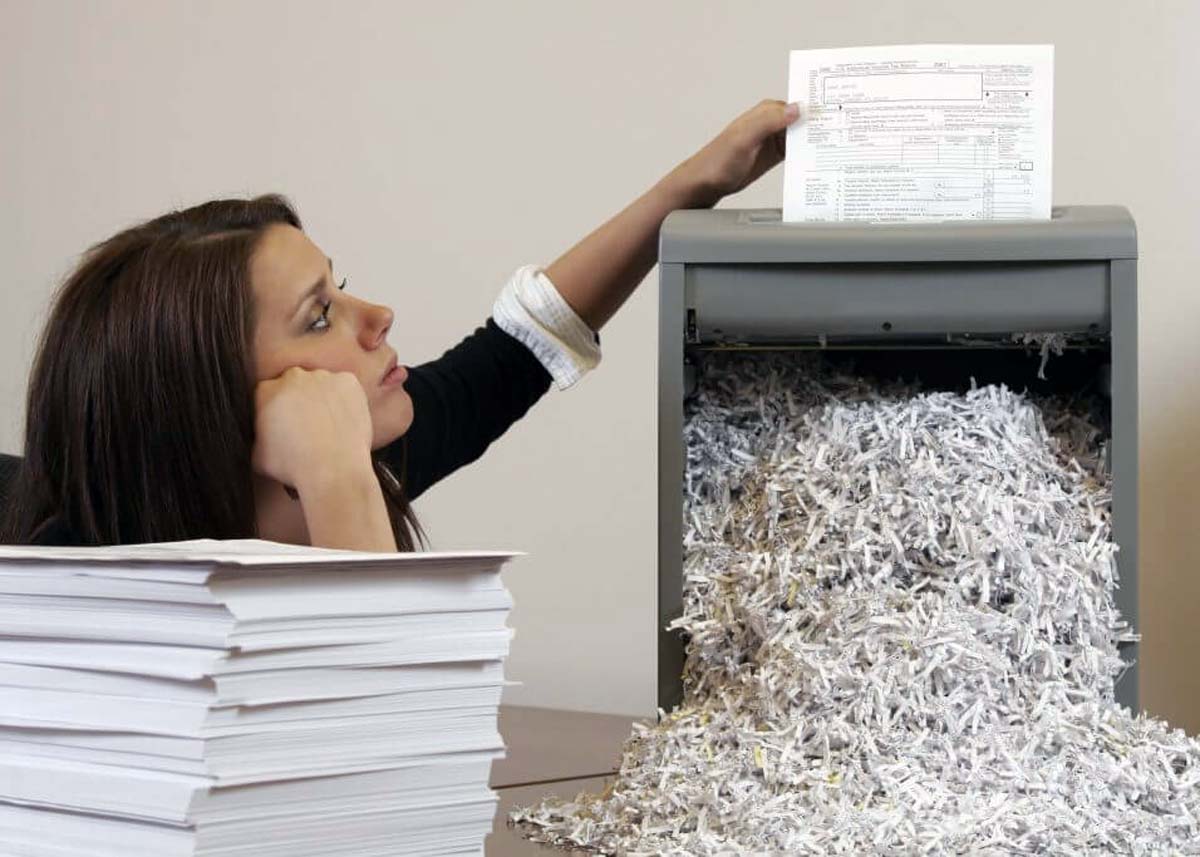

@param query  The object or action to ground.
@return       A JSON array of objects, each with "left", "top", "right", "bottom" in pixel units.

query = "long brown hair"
[{"left": 1, "top": 195, "right": 421, "bottom": 549}]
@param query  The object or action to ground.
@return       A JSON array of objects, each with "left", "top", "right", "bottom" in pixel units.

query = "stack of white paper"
[{"left": 0, "top": 538, "right": 517, "bottom": 856}]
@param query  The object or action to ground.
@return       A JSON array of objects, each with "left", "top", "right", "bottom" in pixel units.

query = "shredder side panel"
[
  {"left": 1110, "top": 258, "right": 1139, "bottom": 712},
  {"left": 658, "top": 262, "right": 686, "bottom": 712}
]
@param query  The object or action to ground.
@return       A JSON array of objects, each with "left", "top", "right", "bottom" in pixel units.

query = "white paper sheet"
[
  {"left": 783, "top": 44, "right": 1054, "bottom": 222},
  {"left": 0, "top": 538, "right": 519, "bottom": 571}
]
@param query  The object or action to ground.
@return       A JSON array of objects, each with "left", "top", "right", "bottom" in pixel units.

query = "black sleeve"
[{"left": 385, "top": 318, "right": 552, "bottom": 501}]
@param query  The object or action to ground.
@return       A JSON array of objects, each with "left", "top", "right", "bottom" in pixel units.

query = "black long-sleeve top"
[{"left": 391, "top": 318, "right": 551, "bottom": 500}]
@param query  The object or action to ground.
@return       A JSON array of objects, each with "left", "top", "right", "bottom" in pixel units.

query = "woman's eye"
[
  {"left": 309, "top": 299, "right": 332, "bottom": 332},
  {"left": 307, "top": 279, "right": 345, "bottom": 332}
]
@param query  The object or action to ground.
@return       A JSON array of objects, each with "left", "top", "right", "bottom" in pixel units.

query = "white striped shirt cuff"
[{"left": 492, "top": 265, "right": 601, "bottom": 390}]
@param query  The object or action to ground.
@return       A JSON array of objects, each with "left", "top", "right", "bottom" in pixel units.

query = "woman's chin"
[{"left": 371, "top": 398, "right": 414, "bottom": 450}]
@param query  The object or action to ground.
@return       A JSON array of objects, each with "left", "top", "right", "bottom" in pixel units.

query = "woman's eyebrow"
[{"left": 291, "top": 257, "right": 334, "bottom": 318}]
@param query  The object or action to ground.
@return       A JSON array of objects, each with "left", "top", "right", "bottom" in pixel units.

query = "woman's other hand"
[
  {"left": 252, "top": 366, "right": 375, "bottom": 492},
  {"left": 668, "top": 99, "right": 802, "bottom": 208}
]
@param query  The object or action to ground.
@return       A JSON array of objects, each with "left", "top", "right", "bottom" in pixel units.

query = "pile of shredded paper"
[{"left": 512, "top": 354, "right": 1200, "bottom": 855}]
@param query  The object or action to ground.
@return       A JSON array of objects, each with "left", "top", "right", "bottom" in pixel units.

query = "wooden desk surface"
[
  {"left": 488, "top": 776, "right": 612, "bottom": 856},
  {"left": 488, "top": 705, "right": 643, "bottom": 855},
  {"left": 491, "top": 704, "right": 638, "bottom": 788}
]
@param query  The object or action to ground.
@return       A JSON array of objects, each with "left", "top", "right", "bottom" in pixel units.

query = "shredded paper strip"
[{"left": 512, "top": 354, "right": 1200, "bottom": 855}]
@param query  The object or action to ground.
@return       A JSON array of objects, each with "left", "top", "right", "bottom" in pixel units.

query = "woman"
[{"left": 0, "top": 100, "right": 800, "bottom": 551}]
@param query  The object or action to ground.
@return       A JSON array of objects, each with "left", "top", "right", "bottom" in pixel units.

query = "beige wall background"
[{"left": 1, "top": 0, "right": 1197, "bottom": 726}]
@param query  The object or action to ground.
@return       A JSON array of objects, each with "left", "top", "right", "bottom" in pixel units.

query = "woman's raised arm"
[{"left": 546, "top": 100, "right": 800, "bottom": 331}]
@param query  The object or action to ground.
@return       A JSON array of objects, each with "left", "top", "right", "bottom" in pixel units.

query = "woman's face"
[{"left": 250, "top": 224, "right": 413, "bottom": 449}]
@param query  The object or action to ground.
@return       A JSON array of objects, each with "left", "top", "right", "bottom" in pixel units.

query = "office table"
[{"left": 487, "top": 706, "right": 643, "bottom": 855}]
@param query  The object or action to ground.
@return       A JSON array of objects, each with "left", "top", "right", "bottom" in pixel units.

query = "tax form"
[{"left": 782, "top": 45, "right": 1054, "bottom": 222}]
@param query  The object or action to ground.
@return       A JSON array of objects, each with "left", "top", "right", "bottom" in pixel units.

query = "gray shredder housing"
[{"left": 657, "top": 206, "right": 1139, "bottom": 711}]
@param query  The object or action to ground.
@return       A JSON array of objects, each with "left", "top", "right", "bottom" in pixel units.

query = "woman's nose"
[{"left": 362, "top": 302, "right": 394, "bottom": 349}]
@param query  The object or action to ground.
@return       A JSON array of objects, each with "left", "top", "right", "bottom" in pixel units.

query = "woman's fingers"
[
  {"left": 741, "top": 102, "right": 797, "bottom": 180},
  {"left": 669, "top": 98, "right": 803, "bottom": 204},
  {"left": 773, "top": 127, "right": 787, "bottom": 160},
  {"left": 252, "top": 367, "right": 375, "bottom": 491},
  {"left": 731, "top": 101, "right": 800, "bottom": 177},
  {"left": 746, "top": 99, "right": 802, "bottom": 140}
]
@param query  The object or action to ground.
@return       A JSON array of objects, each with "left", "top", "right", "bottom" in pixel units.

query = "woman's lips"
[{"left": 382, "top": 364, "right": 408, "bottom": 386}]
